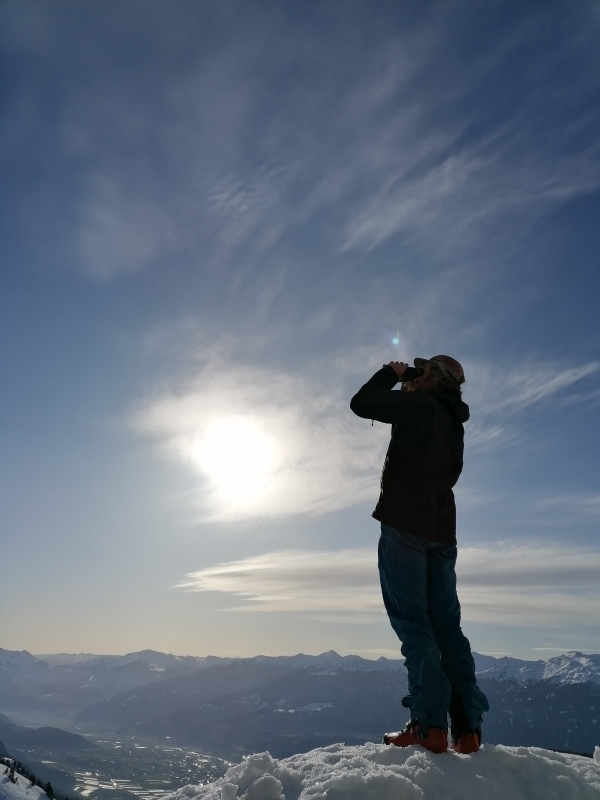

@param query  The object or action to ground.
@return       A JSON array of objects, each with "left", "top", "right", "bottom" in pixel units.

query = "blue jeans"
[{"left": 378, "top": 523, "right": 489, "bottom": 731}]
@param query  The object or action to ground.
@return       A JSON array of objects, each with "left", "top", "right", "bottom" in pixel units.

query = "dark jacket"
[{"left": 350, "top": 365, "right": 470, "bottom": 544}]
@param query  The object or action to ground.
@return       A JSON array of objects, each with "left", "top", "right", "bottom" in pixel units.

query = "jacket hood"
[{"left": 433, "top": 391, "right": 470, "bottom": 424}]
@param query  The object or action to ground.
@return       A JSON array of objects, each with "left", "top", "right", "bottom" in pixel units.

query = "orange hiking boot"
[
  {"left": 450, "top": 728, "right": 481, "bottom": 754},
  {"left": 383, "top": 721, "right": 448, "bottom": 754}
]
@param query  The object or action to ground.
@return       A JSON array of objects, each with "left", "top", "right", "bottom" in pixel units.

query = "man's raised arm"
[{"left": 350, "top": 362, "right": 411, "bottom": 423}]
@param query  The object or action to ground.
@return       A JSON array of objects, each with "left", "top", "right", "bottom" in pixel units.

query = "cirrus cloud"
[{"left": 178, "top": 543, "right": 600, "bottom": 627}]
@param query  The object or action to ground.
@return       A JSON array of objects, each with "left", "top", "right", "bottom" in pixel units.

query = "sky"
[{"left": 1, "top": 0, "right": 600, "bottom": 662}]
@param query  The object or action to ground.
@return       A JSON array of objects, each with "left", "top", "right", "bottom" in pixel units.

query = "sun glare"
[{"left": 193, "top": 416, "right": 280, "bottom": 502}]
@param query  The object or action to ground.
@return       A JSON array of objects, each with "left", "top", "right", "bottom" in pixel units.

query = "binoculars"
[
  {"left": 399, "top": 367, "right": 425, "bottom": 382},
  {"left": 397, "top": 357, "right": 430, "bottom": 382}
]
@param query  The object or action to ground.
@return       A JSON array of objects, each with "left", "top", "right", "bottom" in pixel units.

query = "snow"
[
  {"left": 165, "top": 742, "right": 600, "bottom": 800},
  {"left": 473, "top": 651, "right": 600, "bottom": 686},
  {"left": 473, "top": 653, "right": 546, "bottom": 683},
  {"left": 254, "top": 652, "right": 405, "bottom": 674},
  {"left": 543, "top": 653, "right": 600, "bottom": 685},
  {"left": 0, "top": 774, "right": 47, "bottom": 800}
]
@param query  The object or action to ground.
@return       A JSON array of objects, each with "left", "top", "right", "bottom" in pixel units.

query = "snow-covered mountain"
[
  {"left": 473, "top": 653, "right": 547, "bottom": 682},
  {"left": 0, "top": 652, "right": 49, "bottom": 672},
  {"left": 473, "top": 651, "right": 600, "bottom": 686},
  {"left": 38, "top": 649, "right": 215, "bottom": 675},
  {"left": 244, "top": 651, "right": 405, "bottom": 673},
  {"left": 542, "top": 652, "right": 600, "bottom": 685},
  {"left": 0, "top": 651, "right": 51, "bottom": 692},
  {"left": 0, "top": 649, "right": 221, "bottom": 723},
  {"left": 4, "top": 645, "right": 598, "bottom": 687},
  {"left": 0, "top": 772, "right": 47, "bottom": 800},
  {"left": 163, "top": 742, "right": 600, "bottom": 800},
  {"left": 271, "top": 649, "right": 600, "bottom": 683},
  {"left": 33, "top": 653, "right": 100, "bottom": 666},
  {"left": 4, "top": 646, "right": 600, "bottom": 758}
]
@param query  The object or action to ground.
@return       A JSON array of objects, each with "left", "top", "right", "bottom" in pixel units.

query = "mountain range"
[
  {"left": 2, "top": 647, "right": 600, "bottom": 761},
  {"left": 473, "top": 651, "right": 600, "bottom": 685}
]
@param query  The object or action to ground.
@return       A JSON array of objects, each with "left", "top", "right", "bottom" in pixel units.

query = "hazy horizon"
[{"left": 13, "top": 645, "right": 600, "bottom": 665}]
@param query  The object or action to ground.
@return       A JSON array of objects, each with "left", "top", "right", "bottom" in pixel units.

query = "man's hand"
[{"left": 388, "top": 361, "right": 408, "bottom": 379}]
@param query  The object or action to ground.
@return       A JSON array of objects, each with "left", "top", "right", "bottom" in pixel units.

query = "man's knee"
[{"left": 430, "top": 611, "right": 462, "bottom": 640}]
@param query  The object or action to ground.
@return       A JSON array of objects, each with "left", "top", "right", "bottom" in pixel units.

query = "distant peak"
[{"left": 317, "top": 650, "right": 342, "bottom": 659}]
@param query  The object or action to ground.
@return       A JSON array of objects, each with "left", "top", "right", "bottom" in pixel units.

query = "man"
[{"left": 350, "top": 355, "right": 488, "bottom": 755}]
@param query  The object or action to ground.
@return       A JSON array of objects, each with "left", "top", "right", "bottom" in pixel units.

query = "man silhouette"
[{"left": 350, "top": 355, "right": 488, "bottom": 754}]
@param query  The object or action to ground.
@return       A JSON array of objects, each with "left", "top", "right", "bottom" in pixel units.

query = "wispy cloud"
[
  {"left": 468, "top": 362, "right": 599, "bottom": 416},
  {"left": 178, "top": 549, "right": 380, "bottom": 614},
  {"left": 464, "top": 360, "right": 599, "bottom": 449},
  {"left": 6, "top": 2, "right": 598, "bottom": 286},
  {"left": 341, "top": 140, "right": 600, "bottom": 257},
  {"left": 458, "top": 544, "right": 600, "bottom": 588},
  {"left": 179, "top": 543, "right": 600, "bottom": 626},
  {"left": 532, "top": 493, "right": 600, "bottom": 519},
  {"left": 76, "top": 172, "right": 180, "bottom": 280},
  {"left": 453, "top": 486, "right": 502, "bottom": 509},
  {"left": 453, "top": 541, "right": 600, "bottom": 623}
]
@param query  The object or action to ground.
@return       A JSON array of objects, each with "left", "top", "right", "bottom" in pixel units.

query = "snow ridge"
[
  {"left": 473, "top": 651, "right": 600, "bottom": 686},
  {"left": 0, "top": 773, "right": 47, "bottom": 800}
]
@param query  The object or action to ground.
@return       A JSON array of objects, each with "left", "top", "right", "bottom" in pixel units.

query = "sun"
[{"left": 192, "top": 416, "right": 280, "bottom": 503}]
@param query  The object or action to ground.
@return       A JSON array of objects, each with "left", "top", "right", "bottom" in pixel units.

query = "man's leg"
[
  {"left": 378, "top": 524, "right": 451, "bottom": 730},
  {"left": 426, "top": 543, "right": 489, "bottom": 733}
]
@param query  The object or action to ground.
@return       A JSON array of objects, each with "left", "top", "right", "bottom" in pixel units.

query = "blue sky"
[{"left": 2, "top": 0, "right": 600, "bottom": 660}]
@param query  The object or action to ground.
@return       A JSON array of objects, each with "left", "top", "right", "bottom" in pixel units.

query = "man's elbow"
[{"left": 350, "top": 394, "right": 367, "bottom": 418}]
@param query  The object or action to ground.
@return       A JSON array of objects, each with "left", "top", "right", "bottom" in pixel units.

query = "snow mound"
[{"left": 166, "top": 742, "right": 600, "bottom": 800}]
